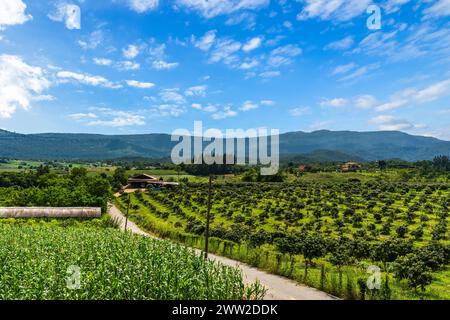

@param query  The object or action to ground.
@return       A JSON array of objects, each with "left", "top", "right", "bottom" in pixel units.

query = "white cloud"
[
  {"left": 68, "top": 112, "right": 97, "bottom": 120},
  {"left": 185, "top": 85, "right": 207, "bottom": 97},
  {"left": 369, "top": 115, "right": 416, "bottom": 131},
  {"left": 78, "top": 30, "right": 103, "bottom": 50},
  {"left": 319, "top": 95, "right": 378, "bottom": 109},
  {"left": 239, "top": 59, "right": 259, "bottom": 70},
  {"left": 123, "top": 44, "right": 139, "bottom": 59},
  {"left": 324, "top": 36, "right": 354, "bottom": 51},
  {"left": 117, "top": 61, "right": 141, "bottom": 71},
  {"left": 175, "top": 0, "right": 269, "bottom": 19},
  {"left": 152, "top": 60, "right": 179, "bottom": 70},
  {"left": 297, "top": 0, "right": 371, "bottom": 21},
  {"left": 33, "top": 94, "right": 56, "bottom": 102},
  {"left": 268, "top": 44, "right": 302, "bottom": 67},
  {"left": 0, "top": 55, "right": 50, "bottom": 118},
  {"left": 259, "top": 71, "right": 281, "bottom": 78},
  {"left": 383, "top": 0, "right": 410, "bottom": 13},
  {"left": 48, "top": 3, "right": 81, "bottom": 30},
  {"left": 159, "top": 88, "right": 186, "bottom": 104},
  {"left": 260, "top": 100, "right": 275, "bottom": 106},
  {"left": 376, "top": 79, "right": 450, "bottom": 111},
  {"left": 242, "top": 37, "right": 262, "bottom": 52},
  {"left": 88, "top": 111, "right": 145, "bottom": 127},
  {"left": 93, "top": 58, "right": 113, "bottom": 66},
  {"left": 209, "top": 38, "right": 242, "bottom": 64},
  {"left": 423, "top": 0, "right": 450, "bottom": 18},
  {"left": 354, "top": 95, "right": 378, "bottom": 109},
  {"left": 193, "top": 30, "right": 217, "bottom": 51},
  {"left": 320, "top": 98, "right": 348, "bottom": 108},
  {"left": 338, "top": 64, "right": 379, "bottom": 82},
  {"left": 147, "top": 40, "right": 180, "bottom": 70},
  {"left": 0, "top": 0, "right": 32, "bottom": 28},
  {"left": 154, "top": 104, "right": 186, "bottom": 117},
  {"left": 332, "top": 63, "right": 357, "bottom": 75},
  {"left": 289, "top": 107, "right": 310, "bottom": 117},
  {"left": 128, "top": 0, "right": 159, "bottom": 13},
  {"left": 57, "top": 70, "right": 121, "bottom": 89},
  {"left": 212, "top": 106, "right": 238, "bottom": 120},
  {"left": 126, "top": 80, "right": 155, "bottom": 89},
  {"left": 240, "top": 100, "right": 259, "bottom": 111}
]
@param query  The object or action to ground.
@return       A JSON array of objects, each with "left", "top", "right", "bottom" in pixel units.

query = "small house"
[
  {"left": 127, "top": 174, "right": 179, "bottom": 189},
  {"left": 341, "top": 162, "right": 361, "bottom": 172}
]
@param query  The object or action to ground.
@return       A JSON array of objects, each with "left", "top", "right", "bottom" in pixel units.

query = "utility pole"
[
  {"left": 125, "top": 193, "right": 130, "bottom": 232},
  {"left": 204, "top": 175, "right": 213, "bottom": 259}
]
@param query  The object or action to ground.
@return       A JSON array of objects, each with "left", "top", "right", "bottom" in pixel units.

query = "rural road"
[{"left": 108, "top": 204, "right": 336, "bottom": 300}]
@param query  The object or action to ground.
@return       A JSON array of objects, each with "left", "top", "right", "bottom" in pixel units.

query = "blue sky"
[{"left": 0, "top": 0, "right": 449, "bottom": 139}]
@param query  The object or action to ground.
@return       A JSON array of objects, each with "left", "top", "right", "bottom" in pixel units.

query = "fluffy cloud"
[
  {"left": 319, "top": 95, "right": 377, "bottom": 109},
  {"left": 209, "top": 38, "right": 242, "bottom": 64},
  {"left": 289, "top": 107, "right": 310, "bottom": 117},
  {"left": 154, "top": 104, "right": 186, "bottom": 117},
  {"left": 128, "top": 0, "right": 159, "bottom": 13},
  {"left": 376, "top": 79, "right": 450, "bottom": 111},
  {"left": 68, "top": 112, "right": 97, "bottom": 120},
  {"left": 159, "top": 88, "right": 186, "bottom": 104},
  {"left": 93, "top": 58, "right": 113, "bottom": 66},
  {"left": 240, "top": 100, "right": 259, "bottom": 111},
  {"left": 297, "top": 0, "right": 371, "bottom": 21},
  {"left": 185, "top": 85, "right": 207, "bottom": 97},
  {"left": 423, "top": 0, "right": 450, "bottom": 18},
  {"left": 48, "top": 3, "right": 81, "bottom": 30},
  {"left": 324, "top": 36, "right": 354, "bottom": 51},
  {"left": 78, "top": 30, "right": 103, "bottom": 50},
  {"left": 57, "top": 70, "right": 121, "bottom": 89},
  {"left": 126, "top": 80, "right": 155, "bottom": 89},
  {"left": 117, "top": 61, "right": 141, "bottom": 71},
  {"left": 0, "top": 55, "right": 50, "bottom": 118},
  {"left": 193, "top": 30, "right": 217, "bottom": 51},
  {"left": 152, "top": 60, "right": 179, "bottom": 70},
  {"left": 212, "top": 106, "right": 238, "bottom": 120},
  {"left": 267, "top": 44, "right": 302, "bottom": 67},
  {"left": 259, "top": 71, "right": 281, "bottom": 78},
  {"left": 319, "top": 98, "right": 348, "bottom": 108},
  {"left": 0, "top": 0, "right": 32, "bottom": 28},
  {"left": 148, "top": 41, "right": 180, "bottom": 70},
  {"left": 242, "top": 37, "right": 262, "bottom": 52},
  {"left": 123, "top": 44, "right": 139, "bottom": 59},
  {"left": 369, "top": 115, "right": 417, "bottom": 131},
  {"left": 175, "top": 0, "right": 269, "bottom": 19},
  {"left": 88, "top": 110, "right": 145, "bottom": 127}
]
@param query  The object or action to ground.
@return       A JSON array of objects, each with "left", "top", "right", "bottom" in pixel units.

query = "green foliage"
[{"left": 394, "top": 253, "right": 433, "bottom": 293}]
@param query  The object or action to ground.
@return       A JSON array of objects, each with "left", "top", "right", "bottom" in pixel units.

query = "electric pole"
[
  {"left": 125, "top": 193, "right": 130, "bottom": 232},
  {"left": 204, "top": 174, "right": 213, "bottom": 259}
]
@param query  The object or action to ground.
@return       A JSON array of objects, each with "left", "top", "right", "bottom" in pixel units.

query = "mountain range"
[{"left": 0, "top": 129, "right": 449, "bottom": 162}]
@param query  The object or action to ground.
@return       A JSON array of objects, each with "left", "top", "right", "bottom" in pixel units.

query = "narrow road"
[{"left": 108, "top": 204, "right": 336, "bottom": 300}]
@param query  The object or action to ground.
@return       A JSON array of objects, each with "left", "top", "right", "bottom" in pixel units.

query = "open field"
[{"left": 115, "top": 178, "right": 450, "bottom": 300}]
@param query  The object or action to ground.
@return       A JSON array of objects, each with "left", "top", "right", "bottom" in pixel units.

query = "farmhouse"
[
  {"left": 127, "top": 174, "right": 179, "bottom": 189},
  {"left": 0, "top": 207, "right": 101, "bottom": 218},
  {"left": 341, "top": 162, "right": 362, "bottom": 172}
]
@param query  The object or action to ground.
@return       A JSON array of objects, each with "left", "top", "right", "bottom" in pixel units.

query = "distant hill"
[{"left": 0, "top": 129, "right": 449, "bottom": 162}]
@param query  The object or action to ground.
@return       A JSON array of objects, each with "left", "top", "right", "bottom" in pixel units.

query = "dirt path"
[{"left": 108, "top": 204, "right": 336, "bottom": 300}]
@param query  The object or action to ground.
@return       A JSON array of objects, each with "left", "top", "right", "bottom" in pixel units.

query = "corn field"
[{"left": 0, "top": 224, "right": 266, "bottom": 300}]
